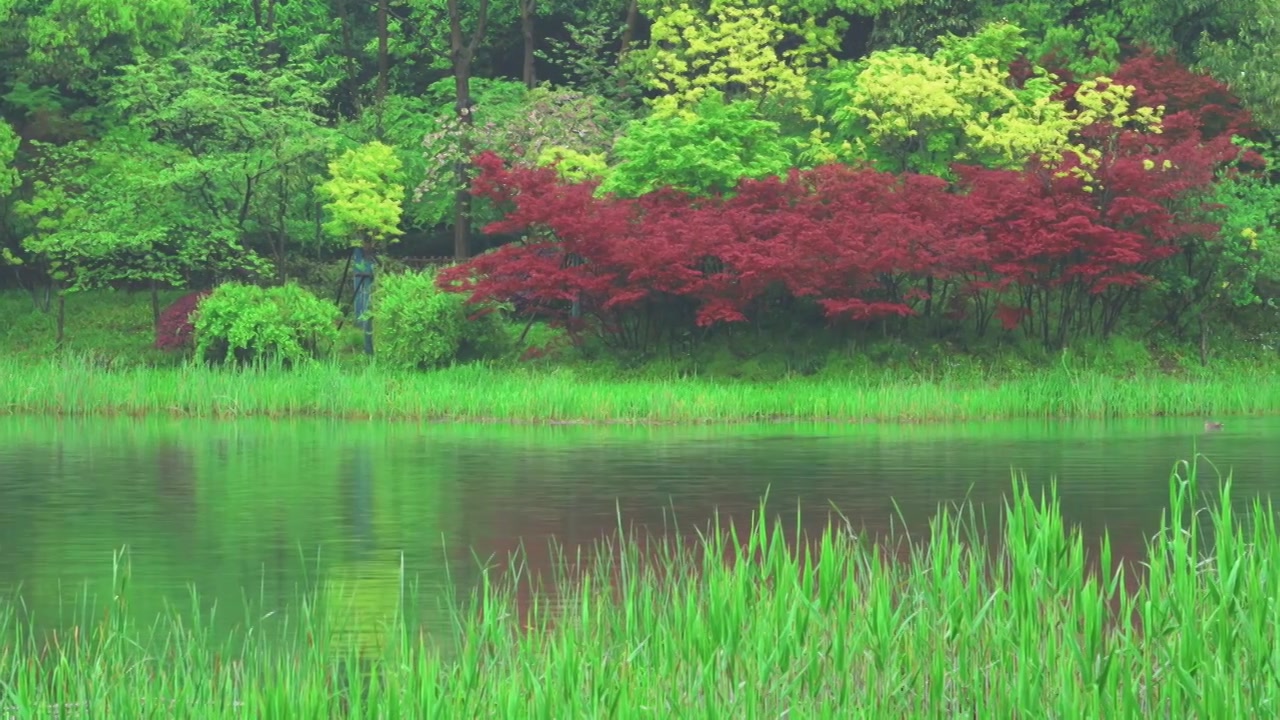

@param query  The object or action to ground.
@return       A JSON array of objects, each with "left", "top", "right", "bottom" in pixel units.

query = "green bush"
[
  {"left": 372, "top": 269, "right": 508, "bottom": 370},
  {"left": 193, "top": 282, "right": 340, "bottom": 366}
]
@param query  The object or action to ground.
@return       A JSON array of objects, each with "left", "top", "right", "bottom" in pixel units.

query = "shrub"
[
  {"left": 193, "top": 282, "right": 340, "bottom": 366},
  {"left": 372, "top": 268, "right": 507, "bottom": 370},
  {"left": 153, "top": 290, "right": 209, "bottom": 351}
]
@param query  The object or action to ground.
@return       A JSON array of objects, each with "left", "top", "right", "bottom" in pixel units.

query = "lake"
[{"left": 1, "top": 415, "right": 1277, "bottom": 640}]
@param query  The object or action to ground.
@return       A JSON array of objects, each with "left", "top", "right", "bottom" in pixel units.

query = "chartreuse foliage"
[
  {"left": 536, "top": 146, "right": 609, "bottom": 183},
  {"left": 636, "top": 0, "right": 908, "bottom": 118},
  {"left": 637, "top": 0, "right": 827, "bottom": 117},
  {"left": 192, "top": 282, "right": 340, "bottom": 365},
  {"left": 819, "top": 22, "right": 1162, "bottom": 176},
  {"left": 599, "top": 94, "right": 794, "bottom": 197},
  {"left": 317, "top": 141, "right": 405, "bottom": 248},
  {"left": 371, "top": 268, "right": 508, "bottom": 370}
]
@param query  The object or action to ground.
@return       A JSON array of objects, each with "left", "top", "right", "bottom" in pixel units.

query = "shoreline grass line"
[{"left": 3, "top": 356, "right": 1280, "bottom": 424}]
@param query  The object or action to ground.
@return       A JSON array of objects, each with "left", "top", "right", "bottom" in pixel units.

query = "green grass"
[
  {"left": 4, "top": 288, "right": 1280, "bottom": 422},
  {"left": 3, "top": 354, "right": 1280, "bottom": 422},
  {"left": 1, "top": 458, "right": 1277, "bottom": 716}
]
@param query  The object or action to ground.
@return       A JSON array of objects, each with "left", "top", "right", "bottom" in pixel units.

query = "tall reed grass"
[
  {"left": 3, "top": 355, "right": 1280, "bottom": 423},
  {"left": 2, "top": 458, "right": 1277, "bottom": 716}
]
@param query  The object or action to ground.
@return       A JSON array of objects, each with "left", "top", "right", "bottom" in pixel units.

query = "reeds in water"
[{"left": 1, "top": 457, "right": 1278, "bottom": 716}]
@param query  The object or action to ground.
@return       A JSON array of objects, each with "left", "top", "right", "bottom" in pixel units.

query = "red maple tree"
[{"left": 439, "top": 57, "right": 1245, "bottom": 353}]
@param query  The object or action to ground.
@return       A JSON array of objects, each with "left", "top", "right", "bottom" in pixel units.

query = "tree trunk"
[
  {"left": 334, "top": 0, "right": 362, "bottom": 116},
  {"left": 520, "top": 0, "right": 536, "bottom": 88},
  {"left": 55, "top": 290, "right": 65, "bottom": 350},
  {"left": 620, "top": 0, "right": 639, "bottom": 59},
  {"left": 1199, "top": 315, "right": 1209, "bottom": 366},
  {"left": 447, "top": 0, "right": 490, "bottom": 261},
  {"left": 151, "top": 280, "right": 161, "bottom": 330},
  {"left": 376, "top": 0, "right": 389, "bottom": 138}
]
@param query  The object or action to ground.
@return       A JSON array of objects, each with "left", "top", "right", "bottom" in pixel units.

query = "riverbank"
[
  {"left": 2, "top": 354, "right": 1279, "bottom": 422},
  {"left": 5, "top": 288, "right": 1280, "bottom": 423},
  {"left": 1, "top": 462, "right": 1272, "bottom": 715}
]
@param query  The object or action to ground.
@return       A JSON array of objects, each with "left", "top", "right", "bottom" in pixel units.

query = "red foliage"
[
  {"left": 154, "top": 290, "right": 209, "bottom": 350},
  {"left": 443, "top": 154, "right": 976, "bottom": 330},
  {"left": 1112, "top": 50, "right": 1256, "bottom": 142},
  {"left": 442, "top": 57, "right": 1240, "bottom": 346}
]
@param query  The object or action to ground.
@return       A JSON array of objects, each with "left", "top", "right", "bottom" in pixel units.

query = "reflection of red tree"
[
  {"left": 154, "top": 442, "right": 197, "bottom": 523},
  {"left": 463, "top": 490, "right": 907, "bottom": 630}
]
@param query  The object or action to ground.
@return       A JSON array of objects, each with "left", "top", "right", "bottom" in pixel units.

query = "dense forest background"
[{"left": 1, "top": 0, "right": 1278, "bottom": 370}]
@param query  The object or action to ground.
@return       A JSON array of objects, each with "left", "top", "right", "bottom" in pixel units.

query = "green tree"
[
  {"left": 414, "top": 79, "right": 626, "bottom": 238},
  {"left": 599, "top": 93, "right": 794, "bottom": 197},
  {"left": 109, "top": 23, "right": 336, "bottom": 277},
  {"left": 1153, "top": 140, "right": 1280, "bottom": 360},
  {"left": 1, "top": 0, "right": 192, "bottom": 97},
  {"left": 1126, "top": 0, "right": 1280, "bottom": 130},
  {"left": 0, "top": 119, "right": 16, "bottom": 197},
  {"left": 0, "top": 119, "right": 19, "bottom": 266},
  {"left": 14, "top": 131, "right": 270, "bottom": 343},
  {"left": 869, "top": 0, "right": 1127, "bottom": 77}
]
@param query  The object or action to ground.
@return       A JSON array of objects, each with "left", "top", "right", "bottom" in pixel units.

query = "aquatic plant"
[{"left": 0, "top": 458, "right": 1274, "bottom": 715}]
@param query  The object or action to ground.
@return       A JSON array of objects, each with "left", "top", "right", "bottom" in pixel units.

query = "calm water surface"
[{"left": 1, "top": 416, "right": 1277, "bottom": 637}]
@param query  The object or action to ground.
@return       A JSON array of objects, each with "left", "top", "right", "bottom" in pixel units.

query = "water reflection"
[{"left": 0, "top": 416, "right": 1276, "bottom": 639}]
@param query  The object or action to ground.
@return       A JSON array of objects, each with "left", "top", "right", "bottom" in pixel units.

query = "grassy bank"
[
  {"left": 2, "top": 460, "right": 1276, "bottom": 715},
  {"left": 4, "top": 288, "right": 1280, "bottom": 423},
  {"left": 3, "top": 355, "right": 1280, "bottom": 422}
]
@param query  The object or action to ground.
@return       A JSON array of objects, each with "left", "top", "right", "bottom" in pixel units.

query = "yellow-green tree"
[
  {"left": 317, "top": 141, "right": 406, "bottom": 249},
  {"left": 633, "top": 0, "right": 904, "bottom": 119},
  {"left": 817, "top": 22, "right": 1161, "bottom": 176}
]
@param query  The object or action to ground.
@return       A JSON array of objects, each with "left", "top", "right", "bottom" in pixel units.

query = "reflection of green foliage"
[{"left": 324, "top": 558, "right": 403, "bottom": 657}]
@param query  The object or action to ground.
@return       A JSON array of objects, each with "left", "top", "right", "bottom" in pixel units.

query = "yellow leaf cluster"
[
  {"left": 1055, "top": 78, "right": 1166, "bottom": 182},
  {"left": 826, "top": 27, "right": 1167, "bottom": 177},
  {"left": 641, "top": 0, "right": 836, "bottom": 117}
]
